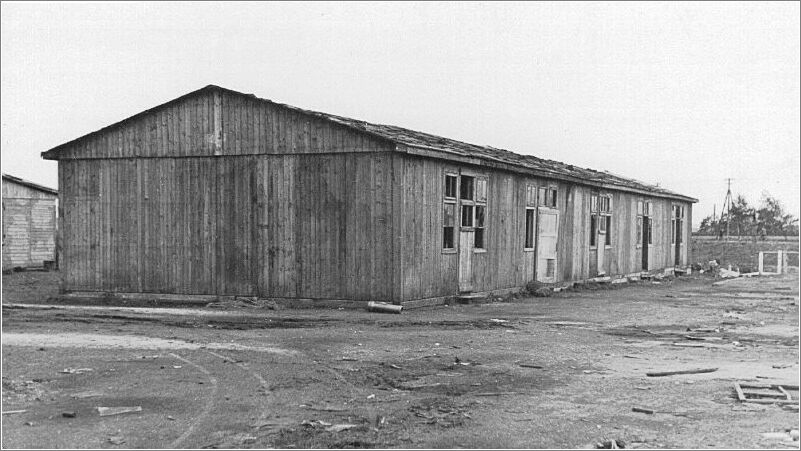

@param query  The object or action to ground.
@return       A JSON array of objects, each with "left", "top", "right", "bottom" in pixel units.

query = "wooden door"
[
  {"left": 674, "top": 215, "right": 682, "bottom": 266},
  {"left": 596, "top": 230, "right": 606, "bottom": 275},
  {"left": 641, "top": 216, "right": 649, "bottom": 270},
  {"left": 458, "top": 229, "right": 474, "bottom": 292},
  {"left": 536, "top": 209, "right": 558, "bottom": 283}
]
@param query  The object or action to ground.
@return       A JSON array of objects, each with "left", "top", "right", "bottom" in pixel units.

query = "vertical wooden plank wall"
[{"left": 1, "top": 181, "right": 57, "bottom": 269}]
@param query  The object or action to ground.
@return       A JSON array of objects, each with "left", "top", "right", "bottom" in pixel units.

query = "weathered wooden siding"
[
  {"left": 49, "top": 90, "right": 390, "bottom": 160},
  {"left": 257, "top": 152, "right": 397, "bottom": 301},
  {"left": 398, "top": 156, "right": 694, "bottom": 300},
  {"left": 2, "top": 180, "right": 57, "bottom": 270},
  {"left": 58, "top": 151, "right": 397, "bottom": 299}
]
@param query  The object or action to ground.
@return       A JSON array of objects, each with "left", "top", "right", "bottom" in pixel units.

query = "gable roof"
[
  {"left": 41, "top": 85, "right": 696, "bottom": 202},
  {"left": 2, "top": 174, "right": 58, "bottom": 196}
]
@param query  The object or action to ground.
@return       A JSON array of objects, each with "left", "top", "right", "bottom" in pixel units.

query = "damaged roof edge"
[{"left": 39, "top": 85, "right": 697, "bottom": 203}]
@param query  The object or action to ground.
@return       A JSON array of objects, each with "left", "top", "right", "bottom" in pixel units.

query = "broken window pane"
[
  {"left": 590, "top": 215, "right": 598, "bottom": 247},
  {"left": 605, "top": 216, "right": 612, "bottom": 246},
  {"left": 475, "top": 229, "right": 484, "bottom": 249},
  {"left": 475, "top": 205, "right": 485, "bottom": 228}
]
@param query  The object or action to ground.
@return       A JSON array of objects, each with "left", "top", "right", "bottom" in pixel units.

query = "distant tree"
[
  {"left": 756, "top": 192, "right": 799, "bottom": 236},
  {"left": 695, "top": 193, "right": 798, "bottom": 238}
]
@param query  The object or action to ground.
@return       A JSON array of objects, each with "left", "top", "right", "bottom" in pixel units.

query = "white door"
[
  {"left": 458, "top": 229, "right": 474, "bottom": 292},
  {"left": 536, "top": 209, "right": 558, "bottom": 283},
  {"left": 596, "top": 229, "right": 606, "bottom": 275}
]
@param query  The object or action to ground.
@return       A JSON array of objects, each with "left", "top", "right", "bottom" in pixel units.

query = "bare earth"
[{"left": 2, "top": 272, "right": 799, "bottom": 449}]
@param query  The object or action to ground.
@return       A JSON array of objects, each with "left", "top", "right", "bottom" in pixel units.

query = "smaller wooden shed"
[{"left": 2, "top": 174, "right": 58, "bottom": 271}]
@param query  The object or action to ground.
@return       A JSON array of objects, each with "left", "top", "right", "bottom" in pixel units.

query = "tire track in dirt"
[{"left": 168, "top": 353, "right": 219, "bottom": 448}]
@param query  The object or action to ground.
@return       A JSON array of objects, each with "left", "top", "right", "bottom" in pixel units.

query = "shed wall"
[
  {"left": 58, "top": 152, "right": 398, "bottom": 299},
  {"left": 2, "top": 180, "right": 57, "bottom": 269}
]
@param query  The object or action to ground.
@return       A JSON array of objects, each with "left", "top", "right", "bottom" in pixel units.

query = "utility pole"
[{"left": 721, "top": 178, "right": 733, "bottom": 241}]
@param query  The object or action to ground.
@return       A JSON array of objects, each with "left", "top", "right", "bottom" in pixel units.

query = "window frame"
[
  {"left": 442, "top": 171, "right": 459, "bottom": 253},
  {"left": 473, "top": 176, "right": 488, "bottom": 252},
  {"left": 524, "top": 183, "right": 537, "bottom": 251}
]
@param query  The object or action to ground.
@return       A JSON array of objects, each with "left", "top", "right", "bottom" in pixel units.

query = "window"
[
  {"left": 475, "top": 205, "right": 485, "bottom": 249},
  {"left": 475, "top": 179, "right": 487, "bottom": 203},
  {"left": 445, "top": 174, "right": 457, "bottom": 199},
  {"left": 647, "top": 218, "right": 653, "bottom": 245},
  {"left": 525, "top": 184, "right": 536, "bottom": 249},
  {"left": 460, "top": 175, "right": 474, "bottom": 200},
  {"left": 461, "top": 205, "right": 474, "bottom": 227},
  {"left": 637, "top": 200, "right": 651, "bottom": 247},
  {"left": 539, "top": 187, "right": 558, "bottom": 208},
  {"left": 525, "top": 209, "right": 535, "bottom": 249},
  {"left": 443, "top": 203, "right": 455, "bottom": 249},
  {"left": 591, "top": 193, "right": 612, "bottom": 248},
  {"left": 443, "top": 173, "right": 457, "bottom": 250},
  {"left": 526, "top": 185, "right": 537, "bottom": 207},
  {"left": 636, "top": 216, "right": 643, "bottom": 245}
]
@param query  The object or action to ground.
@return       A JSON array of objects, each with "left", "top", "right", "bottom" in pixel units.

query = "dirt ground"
[{"left": 2, "top": 271, "right": 799, "bottom": 449}]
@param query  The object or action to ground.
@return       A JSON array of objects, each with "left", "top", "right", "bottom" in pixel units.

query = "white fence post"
[
  {"left": 777, "top": 250, "right": 783, "bottom": 274},
  {"left": 758, "top": 252, "right": 764, "bottom": 275}
]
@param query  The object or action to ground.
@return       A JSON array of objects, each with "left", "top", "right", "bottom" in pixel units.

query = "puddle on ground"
[{"left": 1, "top": 332, "right": 297, "bottom": 355}]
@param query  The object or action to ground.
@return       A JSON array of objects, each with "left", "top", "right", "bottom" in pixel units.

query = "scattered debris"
[
  {"left": 474, "top": 392, "right": 518, "bottom": 396},
  {"left": 97, "top": 406, "right": 143, "bottom": 416},
  {"left": 24, "top": 421, "right": 35, "bottom": 426},
  {"left": 623, "top": 355, "right": 645, "bottom": 360},
  {"left": 167, "top": 415, "right": 176, "bottom": 420},
  {"left": 646, "top": 368, "right": 718, "bottom": 377},
  {"left": 2, "top": 409, "right": 28, "bottom": 415},
  {"left": 595, "top": 439, "right": 626, "bottom": 449},
  {"left": 71, "top": 391, "right": 103, "bottom": 399},
  {"left": 60, "top": 368, "right": 93, "bottom": 374},
  {"left": 772, "top": 363, "right": 793, "bottom": 369},
  {"left": 489, "top": 318, "right": 508, "bottom": 323},
  {"left": 634, "top": 386, "right": 651, "bottom": 390},
  {"left": 631, "top": 407, "right": 654, "bottom": 415},
  {"left": 734, "top": 382, "right": 799, "bottom": 405},
  {"left": 367, "top": 301, "right": 402, "bottom": 314},
  {"left": 325, "top": 423, "right": 358, "bottom": 432},
  {"left": 62, "top": 411, "right": 76, "bottom": 418},
  {"left": 519, "top": 363, "right": 544, "bottom": 369},
  {"left": 366, "top": 394, "right": 376, "bottom": 399},
  {"left": 301, "top": 419, "right": 332, "bottom": 428},
  {"left": 761, "top": 430, "right": 799, "bottom": 442},
  {"left": 300, "top": 405, "right": 348, "bottom": 412},
  {"left": 107, "top": 436, "right": 125, "bottom": 445}
]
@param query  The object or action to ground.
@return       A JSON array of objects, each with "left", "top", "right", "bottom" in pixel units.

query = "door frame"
[{"left": 535, "top": 206, "right": 559, "bottom": 283}]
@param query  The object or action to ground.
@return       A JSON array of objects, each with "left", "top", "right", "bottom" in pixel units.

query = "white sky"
[{"left": 2, "top": 1, "right": 799, "bottom": 228}]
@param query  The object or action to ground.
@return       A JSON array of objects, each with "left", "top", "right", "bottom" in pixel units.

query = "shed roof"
[
  {"left": 42, "top": 85, "right": 696, "bottom": 202},
  {"left": 2, "top": 174, "right": 58, "bottom": 196}
]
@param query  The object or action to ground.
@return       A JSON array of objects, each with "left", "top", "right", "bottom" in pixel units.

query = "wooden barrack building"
[
  {"left": 2, "top": 174, "right": 58, "bottom": 271},
  {"left": 42, "top": 85, "right": 696, "bottom": 305}
]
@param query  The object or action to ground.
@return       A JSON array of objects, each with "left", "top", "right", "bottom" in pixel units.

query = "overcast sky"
[{"left": 2, "top": 1, "right": 799, "bottom": 227}]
